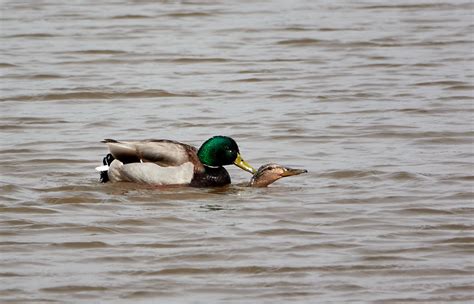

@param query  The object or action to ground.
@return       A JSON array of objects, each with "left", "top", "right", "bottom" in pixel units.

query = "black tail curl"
[{"left": 99, "top": 153, "right": 115, "bottom": 183}]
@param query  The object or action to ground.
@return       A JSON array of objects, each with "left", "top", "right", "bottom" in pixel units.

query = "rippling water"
[{"left": 1, "top": 0, "right": 473, "bottom": 303}]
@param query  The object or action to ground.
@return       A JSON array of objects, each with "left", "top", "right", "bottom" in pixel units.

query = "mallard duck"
[
  {"left": 249, "top": 163, "right": 307, "bottom": 187},
  {"left": 96, "top": 136, "right": 256, "bottom": 187}
]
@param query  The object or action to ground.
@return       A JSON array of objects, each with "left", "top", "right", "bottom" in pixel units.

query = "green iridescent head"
[{"left": 197, "top": 136, "right": 256, "bottom": 174}]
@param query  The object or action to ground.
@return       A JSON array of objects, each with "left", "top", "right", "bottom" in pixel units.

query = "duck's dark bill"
[{"left": 281, "top": 168, "right": 308, "bottom": 177}]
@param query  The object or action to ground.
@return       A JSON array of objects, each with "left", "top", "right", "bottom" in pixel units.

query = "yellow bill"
[{"left": 234, "top": 153, "right": 256, "bottom": 174}]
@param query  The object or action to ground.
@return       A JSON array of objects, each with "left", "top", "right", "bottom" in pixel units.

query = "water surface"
[{"left": 1, "top": 0, "right": 473, "bottom": 303}]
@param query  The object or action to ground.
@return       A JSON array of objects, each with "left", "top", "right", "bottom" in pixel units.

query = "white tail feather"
[{"left": 95, "top": 165, "right": 109, "bottom": 172}]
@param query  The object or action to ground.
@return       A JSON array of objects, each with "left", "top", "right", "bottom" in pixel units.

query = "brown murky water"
[{"left": 1, "top": 1, "right": 473, "bottom": 303}]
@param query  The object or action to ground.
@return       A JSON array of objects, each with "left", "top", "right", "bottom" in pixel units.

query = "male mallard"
[
  {"left": 249, "top": 163, "right": 307, "bottom": 187},
  {"left": 96, "top": 136, "right": 256, "bottom": 187}
]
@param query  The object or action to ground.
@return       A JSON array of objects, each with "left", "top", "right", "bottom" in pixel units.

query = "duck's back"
[{"left": 103, "top": 139, "right": 201, "bottom": 168}]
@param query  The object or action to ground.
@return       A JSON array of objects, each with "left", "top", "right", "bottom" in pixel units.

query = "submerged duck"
[
  {"left": 96, "top": 136, "right": 256, "bottom": 187},
  {"left": 249, "top": 163, "right": 307, "bottom": 187}
]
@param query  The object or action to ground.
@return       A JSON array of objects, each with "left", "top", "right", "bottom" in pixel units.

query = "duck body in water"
[{"left": 96, "top": 136, "right": 255, "bottom": 187}]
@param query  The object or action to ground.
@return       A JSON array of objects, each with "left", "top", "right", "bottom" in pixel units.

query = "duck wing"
[{"left": 103, "top": 139, "right": 201, "bottom": 168}]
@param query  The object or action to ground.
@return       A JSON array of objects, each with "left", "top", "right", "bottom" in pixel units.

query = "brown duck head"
[{"left": 249, "top": 163, "right": 307, "bottom": 187}]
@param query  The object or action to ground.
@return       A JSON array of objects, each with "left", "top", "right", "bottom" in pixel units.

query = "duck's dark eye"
[{"left": 224, "top": 149, "right": 237, "bottom": 162}]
